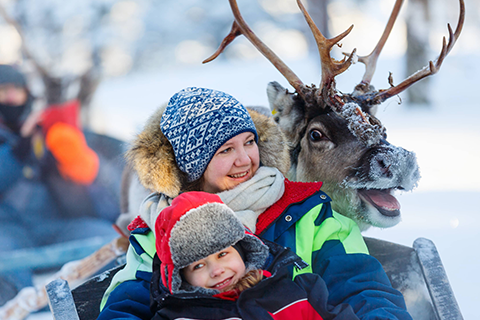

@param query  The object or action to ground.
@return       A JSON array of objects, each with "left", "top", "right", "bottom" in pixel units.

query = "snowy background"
[{"left": 1, "top": 0, "right": 475, "bottom": 319}]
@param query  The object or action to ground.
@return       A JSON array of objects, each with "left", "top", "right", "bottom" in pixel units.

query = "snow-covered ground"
[{"left": 25, "top": 17, "right": 479, "bottom": 320}]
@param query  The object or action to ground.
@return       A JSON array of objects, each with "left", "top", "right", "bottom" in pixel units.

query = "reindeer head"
[{"left": 204, "top": 0, "right": 464, "bottom": 230}]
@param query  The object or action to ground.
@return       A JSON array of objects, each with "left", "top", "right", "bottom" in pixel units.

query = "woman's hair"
[
  {"left": 233, "top": 269, "right": 263, "bottom": 293},
  {"left": 182, "top": 175, "right": 204, "bottom": 192}
]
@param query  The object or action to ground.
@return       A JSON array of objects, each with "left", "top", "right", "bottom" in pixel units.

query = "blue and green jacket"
[{"left": 98, "top": 180, "right": 411, "bottom": 320}]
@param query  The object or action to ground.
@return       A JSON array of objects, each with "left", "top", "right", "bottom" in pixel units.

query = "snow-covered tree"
[{"left": 0, "top": 0, "right": 306, "bottom": 119}]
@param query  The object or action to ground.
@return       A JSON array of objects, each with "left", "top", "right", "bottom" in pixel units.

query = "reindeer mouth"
[{"left": 358, "top": 189, "right": 400, "bottom": 218}]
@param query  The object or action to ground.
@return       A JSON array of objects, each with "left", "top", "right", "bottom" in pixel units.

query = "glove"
[{"left": 45, "top": 122, "right": 99, "bottom": 185}]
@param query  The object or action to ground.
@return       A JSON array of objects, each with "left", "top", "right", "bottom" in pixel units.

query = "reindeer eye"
[{"left": 309, "top": 129, "right": 324, "bottom": 142}]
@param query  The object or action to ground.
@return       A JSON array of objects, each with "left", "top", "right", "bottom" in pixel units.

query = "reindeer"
[{"left": 204, "top": 0, "right": 464, "bottom": 231}]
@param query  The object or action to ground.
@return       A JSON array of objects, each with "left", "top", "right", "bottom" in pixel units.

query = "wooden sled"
[{"left": 46, "top": 237, "right": 463, "bottom": 320}]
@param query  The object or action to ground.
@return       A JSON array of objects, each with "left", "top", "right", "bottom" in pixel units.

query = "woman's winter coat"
[
  {"left": 150, "top": 240, "right": 360, "bottom": 320},
  {"left": 98, "top": 106, "right": 412, "bottom": 320}
]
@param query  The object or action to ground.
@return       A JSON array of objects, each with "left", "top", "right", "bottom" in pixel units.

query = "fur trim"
[
  {"left": 170, "top": 202, "right": 245, "bottom": 268},
  {"left": 127, "top": 105, "right": 290, "bottom": 197},
  {"left": 126, "top": 104, "right": 184, "bottom": 198}
]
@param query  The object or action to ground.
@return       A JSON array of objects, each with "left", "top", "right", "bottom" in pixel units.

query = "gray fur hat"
[{"left": 155, "top": 191, "right": 269, "bottom": 294}]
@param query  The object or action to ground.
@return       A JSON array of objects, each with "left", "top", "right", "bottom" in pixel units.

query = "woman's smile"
[
  {"left": 228, "top": 170, "right": 250, "bottom": 179},
  {"left": 202, "top": 132, "right": 259, "bottom": 193}
]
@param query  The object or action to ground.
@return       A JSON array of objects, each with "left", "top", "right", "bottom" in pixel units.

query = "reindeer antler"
[
  {"left": 203, "top": 0, "right": 306, "bottom": 98},
  {"left": 355, "top": 0, "right": 465, "bottom": 106},
  {"left": 204, "top": 0, "right": 463, "bottom": 147},
  {"left": 355, "top": 0, "right": 404, "bottom": 86},
  {"left": 296, "top": 0, "right": 356, "bottom": 94}
]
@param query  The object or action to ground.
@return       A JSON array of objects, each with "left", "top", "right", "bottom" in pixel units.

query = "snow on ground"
[{"left": 25, "top": 53, "right": 479, "bottom": 319}]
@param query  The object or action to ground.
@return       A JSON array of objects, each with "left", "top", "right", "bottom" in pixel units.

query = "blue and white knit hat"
[{"left": 160, "top": 87, "right": 258, "bottom": 182}]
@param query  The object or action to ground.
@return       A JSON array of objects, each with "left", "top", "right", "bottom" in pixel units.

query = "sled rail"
[
  {"left": 46, "top": 279, "right": 80, "bottom": 320},
  {"left": 413, "top": 238, "right": 463, "bottom": 320},
  {"left": 45, "top": 237, "right": 463, "bottom": 320}
]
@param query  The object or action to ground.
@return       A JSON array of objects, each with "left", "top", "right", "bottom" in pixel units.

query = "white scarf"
[
  {"left": 217, "top": 166, "right": 285, "bottom": 232},
  {"left": 141, "top": 166, "right": 285, "bottom": 234}
]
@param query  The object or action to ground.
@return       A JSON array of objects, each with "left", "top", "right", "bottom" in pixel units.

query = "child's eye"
[
  {"left": 218, "top": 252, "right": 228, "bottom": 258},
  {"left": 245, "top": 139, "right": 255, "bottom": 146},
  {"left": 193, "top": 263, "right": 204, "bottom": 270}
]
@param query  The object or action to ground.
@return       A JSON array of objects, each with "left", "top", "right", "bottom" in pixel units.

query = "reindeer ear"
[
  {"left": 248, "top": 109, "right": 291, "bottom": 177},
  {"left": 266, "top": 81, "right": 294, "bottom": 116}
]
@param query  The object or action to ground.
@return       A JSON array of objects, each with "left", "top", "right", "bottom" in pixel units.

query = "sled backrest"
[
  {"left": 67, "top": 237, "right": 462, "bottom": 320},
  {"left": 71, "top": 265, "right": 124, "bottom": 320},
  {"left": 364, "top": 237, "right": 438, "bottom": 320}
]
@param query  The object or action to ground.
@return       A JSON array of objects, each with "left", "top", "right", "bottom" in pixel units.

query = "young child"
[{"left": 151, "top": 191, "right": 360, "bottom": 320}]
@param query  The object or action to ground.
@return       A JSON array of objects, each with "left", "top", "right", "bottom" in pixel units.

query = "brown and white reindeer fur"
[{"left": 267, "top": 82, "right": 419, "bottom": 230}]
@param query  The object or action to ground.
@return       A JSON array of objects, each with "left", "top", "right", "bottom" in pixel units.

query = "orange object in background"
[
  {"left": 45, "top": 122, "right": 99, "bottom": 185},
  {"left": 40, "top": 99, "right": 99, "bottom": 185}
]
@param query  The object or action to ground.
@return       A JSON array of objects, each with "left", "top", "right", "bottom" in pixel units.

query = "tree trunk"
[
  {"left": 406, "top": 0, "right": 431, "bottom": 106},
  {"left": 305, "top": 0, "right": 330, "bottom": 56}
]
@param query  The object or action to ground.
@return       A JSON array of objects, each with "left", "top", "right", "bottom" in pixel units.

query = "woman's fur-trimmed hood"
[{"left": 126, "top": 104, "right": 290, "bottom": 197}]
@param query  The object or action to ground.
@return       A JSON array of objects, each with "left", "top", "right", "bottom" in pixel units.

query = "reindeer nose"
[
  {"left": 376, "top": 158, "right": 393, "bottom": 178},
  {"left": 369, "top": 146, "right": 420, "bottom": 191}
]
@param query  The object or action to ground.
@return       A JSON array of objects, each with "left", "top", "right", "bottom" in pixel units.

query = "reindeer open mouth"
[
  {"left": 345, "top": 144, "right": 420, "bottom": 225},
  {"left": 358, "top": 189, "right": 400, "bottom": 218}
]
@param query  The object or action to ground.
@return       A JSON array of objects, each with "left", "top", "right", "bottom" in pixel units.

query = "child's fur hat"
[{"left": 155, "top": 191, "right": 268, "bottom": 295}]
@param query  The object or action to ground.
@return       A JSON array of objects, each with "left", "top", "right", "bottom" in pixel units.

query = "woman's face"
[{"left": 202, "top": 132, "right": 259, "bottom": 193}]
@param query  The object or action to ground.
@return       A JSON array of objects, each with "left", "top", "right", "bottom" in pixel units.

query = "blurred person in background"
[{"left": 0, "top": 64, "right": 119, "bottom": 305}]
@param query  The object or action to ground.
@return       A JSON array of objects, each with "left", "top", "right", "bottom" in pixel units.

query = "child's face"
[{"left": 183, "top": 246, "right": 246, "bottom": 293}]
